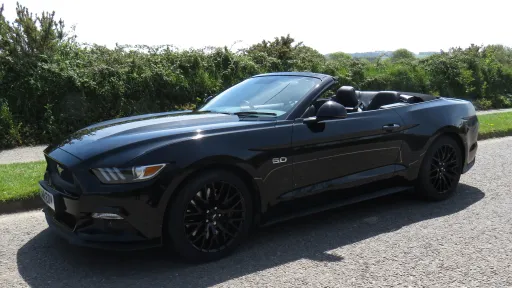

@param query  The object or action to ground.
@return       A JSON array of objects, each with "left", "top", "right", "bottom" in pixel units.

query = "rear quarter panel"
[{"left": 391, "top": 98, "right": 478, "bottom": 181}]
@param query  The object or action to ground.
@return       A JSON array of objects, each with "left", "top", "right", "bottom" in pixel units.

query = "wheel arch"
[
  {"left": 405, "top": 126, "right": 467, "bottom": 181},
  {"left": 432, "top": 126, "right": 467, "bottom": 169},
  {"left": 413, "top": 127, "right": 466, "bottom": 200}
]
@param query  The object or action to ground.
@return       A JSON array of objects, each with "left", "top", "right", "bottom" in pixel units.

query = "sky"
[{"left": 1, "top": 0, "right": 510, "bottom": 54}]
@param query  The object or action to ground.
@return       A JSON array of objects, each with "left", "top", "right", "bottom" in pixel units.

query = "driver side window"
[
  {"left": 319, "top": 86, "right": 337, "bottom": 99},
  {"left": 300, "top": 86, "right": 338, "bottom": 118}
]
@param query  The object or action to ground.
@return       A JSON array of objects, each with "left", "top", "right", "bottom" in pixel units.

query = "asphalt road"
[
  {"left": 0, "top": 145, "right": 47, "bottom": 165},
  {"left": 1, "top": 137, "right": 512, "bottom": 287},
  {"left": 476, "top": 107, "right": 512, "bottom": 115}
]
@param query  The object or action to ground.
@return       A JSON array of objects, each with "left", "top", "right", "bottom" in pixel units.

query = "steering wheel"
[{"left": 241, "top": 100, "right": 255, "bottom": 110}]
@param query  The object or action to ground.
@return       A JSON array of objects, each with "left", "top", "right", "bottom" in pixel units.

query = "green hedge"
[{"left": 1, "top": 4, "right": 512, "bottom": 149}]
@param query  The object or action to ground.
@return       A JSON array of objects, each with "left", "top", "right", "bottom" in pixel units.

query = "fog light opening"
[{"left": 91, "top": 213, "right": 124, "bottom": 220}]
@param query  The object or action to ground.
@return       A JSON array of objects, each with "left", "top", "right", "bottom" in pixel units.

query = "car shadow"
[{"left": 17, "top": 184, "right": 484, "bottom": 288}]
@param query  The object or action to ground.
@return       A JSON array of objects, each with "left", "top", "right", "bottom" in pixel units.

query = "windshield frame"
[{"left": 197, "top": 75, "right": 323, "bottom": 120}]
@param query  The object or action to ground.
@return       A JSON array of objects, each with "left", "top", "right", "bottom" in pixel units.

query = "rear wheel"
[
  {"left": 416, "top": 136, "right": 463, "bottom": 201},
  {"left": 165, "top": 170, "right": 253, "bottom": 262}
]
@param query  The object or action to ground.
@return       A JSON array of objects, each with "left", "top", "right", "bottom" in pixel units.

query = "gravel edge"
[
  {"left": 0, "top": 197, "right": 44, "bottom": 215},
  {"left": 0, "top": 145, "right": 47, "bottom": 165}
]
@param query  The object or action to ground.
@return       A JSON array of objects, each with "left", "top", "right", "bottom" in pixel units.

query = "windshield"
[{"left": 199, "top": 76, "right": 321, "bottom": 117}]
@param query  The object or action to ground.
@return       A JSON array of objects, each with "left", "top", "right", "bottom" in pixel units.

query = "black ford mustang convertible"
[{"left": 40, "top": 72, "right": 479, "bottom": 262}]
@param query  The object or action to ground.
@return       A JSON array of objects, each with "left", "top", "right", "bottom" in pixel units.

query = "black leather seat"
[
  {"left": 366, "top": 91, "right": 400, "bottom": 111},
  {"left": 331, "top": 86, "right": 360, "bottom": 112}
]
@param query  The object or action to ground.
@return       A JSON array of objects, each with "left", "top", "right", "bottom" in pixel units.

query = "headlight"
[{"left": 92, "top": 164, "right": 167, "bottom": 184}]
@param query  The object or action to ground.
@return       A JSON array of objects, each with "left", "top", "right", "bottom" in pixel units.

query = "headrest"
[
  {"left": 335, "top": 86, "right": 358, "bottom": 107},
  {"left": 366, "top": 91, "right": 400, "bottom": 110}
]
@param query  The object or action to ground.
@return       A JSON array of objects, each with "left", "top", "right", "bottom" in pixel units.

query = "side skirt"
[{"left": 261, "top": 185, "right": 414, "bottom": 227}]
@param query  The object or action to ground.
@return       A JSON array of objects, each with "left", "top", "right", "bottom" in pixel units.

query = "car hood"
[{"left": 46, "top": 110, "right": 270, "bottom": 161}]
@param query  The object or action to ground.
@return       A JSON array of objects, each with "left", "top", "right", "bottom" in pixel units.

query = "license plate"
[{"left": 39, "top": 185, "right": 55, "bottom": 211}]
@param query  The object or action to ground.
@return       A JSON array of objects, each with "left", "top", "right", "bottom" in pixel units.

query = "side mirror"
[
  {"left": 303, "top": 101, "right": 347, "bottom": 124},
  {"left": 302, "top": 101, "right": 347, "bottom": 124},
  {"left": 317, "top": 101, "right": 347, "bottom": 120}
]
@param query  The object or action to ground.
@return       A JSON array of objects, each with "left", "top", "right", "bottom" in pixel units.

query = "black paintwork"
[{"left": 40, "top": 72, "right": 479, "bottom": 250}]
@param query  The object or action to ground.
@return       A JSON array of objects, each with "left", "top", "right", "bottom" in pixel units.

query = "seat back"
[
  {"left": 357, "top": 91, "right": 378, "bottom": 109},
  {"left": 333, "top": 86, "right": 359, "bottom": 108},
  {"left": 366, "top": 91, "right": 400, "bottom": 111}
]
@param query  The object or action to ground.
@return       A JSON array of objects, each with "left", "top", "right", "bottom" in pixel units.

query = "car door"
[{"left": 288, "top": 108, "right": 405, "bottom": 199}]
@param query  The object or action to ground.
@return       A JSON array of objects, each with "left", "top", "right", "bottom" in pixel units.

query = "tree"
[
  {"left": 243, "top": 34, "right": 299, "bottom": 71},
  {"left": 391, "top": 49, "right": 415, "bottom": 62},
  {"left": 0, "top": 3, "right": 71, "bottom": 57},
  {"left": 326, "top": 52, "right": 352, "bottom": 62}
]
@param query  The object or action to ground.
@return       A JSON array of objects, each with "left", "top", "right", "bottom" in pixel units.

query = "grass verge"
[
  {"left": 477, "top": 112, "right": 512, "bottom": 140},
  {"left": 0, "top": 161, "right": 45, "bottom": 202}
]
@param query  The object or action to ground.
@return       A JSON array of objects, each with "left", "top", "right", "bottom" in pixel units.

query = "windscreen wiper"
[
  {"left": 199, "top": 110, "right": 231, "bottom": 115},
  {"left": 233, "top": 111, "right": 277, "bottom": 117}
]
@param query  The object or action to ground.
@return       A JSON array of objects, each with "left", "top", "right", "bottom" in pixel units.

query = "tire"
[
  {"left": 165, "top": 170, "right": 253, "bottom": 263},
  {"left": 416, "top": 135, "right": 463, "bottom": 201}
]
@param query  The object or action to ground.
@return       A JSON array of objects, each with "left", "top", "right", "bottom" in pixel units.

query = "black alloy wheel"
[
  {"left": 183, "top": 181, "right": 246, "bottom": 252},
  {"left": 429, "top": 144, "right": 460, "bottom": 193},
  {"left": 416, "top": 135, "right": 462, "bottom": 201},
  {"left": 166, "top": 170, "right": 253, "bottom": 262}
]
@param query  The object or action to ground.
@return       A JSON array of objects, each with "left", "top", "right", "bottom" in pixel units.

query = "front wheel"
[
  {"left": 416, "top": 136, "right": 463, "bottom": 201},
  {"left": 165, "top": 170, "right": 253, "bottom": 263}
]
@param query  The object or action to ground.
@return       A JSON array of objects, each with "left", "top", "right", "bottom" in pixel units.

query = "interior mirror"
[{"left": 316, "top": 101, "right": 347, "bottom": 120}]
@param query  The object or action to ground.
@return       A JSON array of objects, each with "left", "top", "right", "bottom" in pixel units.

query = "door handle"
[{"left": 382, "top": 124, "right": 400, "bottom": 131}]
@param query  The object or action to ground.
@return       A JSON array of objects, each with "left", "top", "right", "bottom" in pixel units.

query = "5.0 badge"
[{"left": 272, "top": 157, "right": 287, "bottom": 164}]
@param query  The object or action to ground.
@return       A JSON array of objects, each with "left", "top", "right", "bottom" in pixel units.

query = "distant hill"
[
  {"left": 350, "top": 51, "right": 393, "bottom": 58},
  {"left": 416, "top": 51, "right": 440, "bottom": 58},
  {"left": 325, "top": 51, "right": 440, "bottom": 59}
]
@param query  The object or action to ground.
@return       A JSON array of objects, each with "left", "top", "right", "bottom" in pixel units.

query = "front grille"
[
  {"left": 46, "top": 157, "right": 74, "bottom": 184},
  {"left": 45, "top": 156, "right": 81, "bottom": 196},
  {"left": 59, "top": 167, "right": 74, "bottom": 184}
]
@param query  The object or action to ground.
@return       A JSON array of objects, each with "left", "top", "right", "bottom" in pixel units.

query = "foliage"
[
  {"left": 0, "top": 100, "right": 22, "bottom": 148},
  {"left": 391, "top": 49, "right": 416, "bottom": 62},
  {"left": 1, "top": 3, "right": 512, "bottom": 149},
  {"left": 475, "top": 98, "right": 493, "bottom": 110}
]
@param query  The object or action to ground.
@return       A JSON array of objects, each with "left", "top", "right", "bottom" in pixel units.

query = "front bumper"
[
  {"left": 462, "top": 157, "right": 476, "bottom": 174},
  {"left": 40, "top": 180, "right": 162, "bottom": 251}
]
